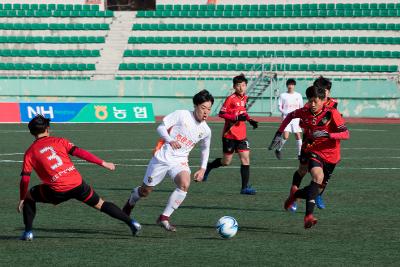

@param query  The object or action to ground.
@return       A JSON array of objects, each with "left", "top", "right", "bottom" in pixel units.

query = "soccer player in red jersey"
[
  {"left": 283, "top": 76, "right": 338, "bottom": 211},
  {"left": 18, "top": 115, "right": 141, "bottom": 240},
  {"left": 269, "top": 85, "right": 349, "bottom": 229},
  {"left": 201, "top": 74, "right": 259, "bottom": 194}
]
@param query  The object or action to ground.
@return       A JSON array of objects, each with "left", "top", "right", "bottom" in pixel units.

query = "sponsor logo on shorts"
[{"left": 147, "top": 176, "right": 153, "bottom": 183}]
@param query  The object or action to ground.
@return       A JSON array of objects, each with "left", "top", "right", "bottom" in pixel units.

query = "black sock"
[
  {"left": 23, "top": 199, "right": 36, "bottom": 232},
  {"left": 240, "top": 165, "right": 250, "bottom": 189},
  {"left": 206, "top": 158, "right": 222, "bottom": 172},
  {"left": 292, "top": 171, "right": 304, "bottom": 188},
  {"left": 101, "top": 201, "right": 132, "bottom": 226},
  {"left": 294, "top": 185, "right": 309, "bottom": 199},
  {"left": 306, "top": 182, "right": 320, "bottom": 215}
]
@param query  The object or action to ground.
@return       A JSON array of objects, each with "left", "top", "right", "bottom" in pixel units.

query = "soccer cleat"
[
  {"left": 288, "top": 201, "right": 297, "bottom": 212},
  {"left": 284, "top": 185, "right": 298, "bottom": 211},
  {"left": 130, "top": 219, "right": 142, "bottom": 236},
  {"left": 156, "top": 215, "right": 177, "bottom": 232},
  {"left": 122, "top": 199, "right": 134, "bottom": 216},
  {"left": 240, "top": 186, "right": 256, "bottom": 195},
  {"left": 20, "top": 231, "right": 33, "bottom": 241},
  {"left": 304, "top": 214, "right": 318, "bottom": 229},
  {"left": 315, "top": 195, "right": 326, "bottom": 209},
  {"left": 274, "top": 149, "right": 282, "bottom": 160}
]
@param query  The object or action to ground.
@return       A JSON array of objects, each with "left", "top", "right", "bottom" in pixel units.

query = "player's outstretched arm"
[
  {"left": 102, "top": 161, "right": 116, "bottom": 171},
  {"left": 71, "top": 147, "right": 115, "bottom": 170}
]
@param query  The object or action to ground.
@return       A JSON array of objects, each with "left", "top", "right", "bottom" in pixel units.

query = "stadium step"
[{"left": 93, "top": 11, "right": 135, "bottom": 80}]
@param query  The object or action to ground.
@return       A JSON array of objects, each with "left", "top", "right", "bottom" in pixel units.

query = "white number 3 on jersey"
[{"left": 40, "top": 146, "right": 63, "bottom": 170}]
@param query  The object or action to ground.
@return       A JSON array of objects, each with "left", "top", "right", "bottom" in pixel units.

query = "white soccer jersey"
[
  {"left": 278, "top": 92, "right": 304, "bottom": 118},
  {"left": 153, "top": 110, "right": 211, "bottom": 169}
]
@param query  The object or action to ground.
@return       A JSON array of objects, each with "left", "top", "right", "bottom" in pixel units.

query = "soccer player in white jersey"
[
  {"left": 274, "top": 79, "right": 304, "bottom": 159},
  {"left": 122, "top": 90, "right": 213, "bottom": 232}
]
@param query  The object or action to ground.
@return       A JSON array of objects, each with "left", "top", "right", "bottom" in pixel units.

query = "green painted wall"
[{"left": 0, "top": 79, "right": 398, "bottom": 117}]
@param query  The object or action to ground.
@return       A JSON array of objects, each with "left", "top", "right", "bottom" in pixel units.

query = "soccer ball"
[{"left": 216, "top": 216, "right": 238, "bottom": 239}]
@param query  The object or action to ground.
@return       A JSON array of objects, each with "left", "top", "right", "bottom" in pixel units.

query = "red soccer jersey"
[
  {"left": 279, "top": 105, "right": 349, "bottom": 164},
  {"left": 21, "top": 137, "right": 83, "bottom": 192},
  {"left": 220, "top": 93, "right": 248, "bottom": 140},
  {"left": 301, "top": 97, "right": 338, "bottom": 128},
  {"left": 325, "top": 97, "right": 338, "bottom": 109}
]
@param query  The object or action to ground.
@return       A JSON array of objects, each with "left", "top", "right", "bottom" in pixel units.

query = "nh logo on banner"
[{"left": 27, "top": 106, "right": 54, "bottom": 119}]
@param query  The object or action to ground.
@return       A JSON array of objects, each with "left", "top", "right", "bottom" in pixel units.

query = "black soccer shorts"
[
  {"left": 30, "top": 180, "right": 100, "bottom": 207},
  {"left": 307, "top": 152, "right": 336, "bottom": 185},
  {"left": 222, "top": 137, "right": 250, "bottom": 154}
]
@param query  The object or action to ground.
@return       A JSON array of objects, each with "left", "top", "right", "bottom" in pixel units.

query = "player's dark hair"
[
  {"left": 28, "top": 114, "right": 51, "bottom": 136},
  {"left": 313, "top": 76, "right": 332, "bottom": 91},
  {"left": 193, "top": 89, "right": 214, "bottom": 106},
  {"left": 233, "top": 73, "right": 248, "bottom": 85},
  {"left": 286, "top": 78, "right": 296, "bottom": 86},
  {"left": 306, "top": 85, "right": 326, "bottom": 100}
]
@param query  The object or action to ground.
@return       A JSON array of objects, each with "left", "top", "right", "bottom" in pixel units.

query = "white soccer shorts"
[
  {"left": 284, "top": 118, "right": 302, "bottom": 133},
  {"left": 142, "top": 156, "right": 191, "bottom": 187}
]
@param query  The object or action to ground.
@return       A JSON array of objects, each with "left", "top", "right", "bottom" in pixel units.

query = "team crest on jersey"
[
  {"left": 198, "top": 132, "right": 204, "bottom": 139},
  {"left": 318, "top": 112, "right": 332, "bottom": 126},
  {"left": 147, "top": 176, "right": 153, "bottom": 183}
]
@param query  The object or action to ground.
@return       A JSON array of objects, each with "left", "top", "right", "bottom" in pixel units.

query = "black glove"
[
  {"left": 313, "top": 130, "right": 330, "bottom": 139},
  {"left": 248, "top": 119, "right": 258, "bottom": 129},
  {"left": 268, "top": 131, "right": 283, "bottom": 150},
  {"left": 236, "top": 114, "right": 248, "bottom": 121}
]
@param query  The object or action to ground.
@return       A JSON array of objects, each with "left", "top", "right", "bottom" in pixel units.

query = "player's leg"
[
  {"left": 294, "top": 132, "right": 302, "bottom": 157},
  {"left": 203, "top": 138, "right": 234, "bottom": 181},
  {"left": 292, "top": 157, "right": 324, "bottom": 229},
  {"left": 316, "top": 163, "right": 335, "bottom": 209},
  {"left": 157, "top": 169, "right": 191, "bottom": 232},
  {"left": 74, "top": 181, "right": 142, "bottom": 236},
  {"left": 238, "top": 141, "right": 256, "bottom": 195},
  {"left": 20, "top": 184, "right": 64, "bottom": 240},
  {"left": 20, "top": 190, "right": 36, "bottom": 240},
  {"left": 284, "top": 154, "right": 308, "bottom": 212},
  {"left": 274, "top": 131, "right": 289, "bottom": 160},
  {"left": 123, "top": 157, "right": 168, "bottom": 215}
]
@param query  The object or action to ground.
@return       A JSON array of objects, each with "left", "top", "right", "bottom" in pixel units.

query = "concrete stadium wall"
[{"left": 0, "top": 79, "right": 398, "bottom": 117}]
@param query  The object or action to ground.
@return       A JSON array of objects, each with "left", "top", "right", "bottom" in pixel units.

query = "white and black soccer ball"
[{"left": 216, "top": 216, "right": 238, "bottom": 239}]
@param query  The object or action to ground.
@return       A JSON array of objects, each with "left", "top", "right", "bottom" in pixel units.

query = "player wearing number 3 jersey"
[{"left": 18, "top": 115, "right": 141, "bottom": 241}]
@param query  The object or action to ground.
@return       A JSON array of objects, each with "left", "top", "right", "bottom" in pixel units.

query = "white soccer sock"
[
  {"left": 296, "top": 139, "right": 303, "bottom": 156},
  {"left": 162, "top": 188, "right": 187, "bottom": 217},
  {"left": 277, "top": 139, "right": 287, "bottom": 151},
  {"left": 128, "top": 187, "right": 141, "bottom": 205}
]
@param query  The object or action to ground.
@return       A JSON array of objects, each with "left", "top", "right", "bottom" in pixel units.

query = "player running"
[
  {"left": 269, "top": 85, "right": 349, "bottom": 229},
  {"left": 274, "top": 78, "right": 303, "bottom": 160},
  {"left": 18, "top": 115, "right": 141, "bottom": 241},
  {"left": 122, "top": 90, "right": 213, "bottom": 232},
  {"left": 200, "top": 74, "right": 258, "bottom": 195},
  {"left": 286, "top": 76, "right": 338, "bottom": 211}
]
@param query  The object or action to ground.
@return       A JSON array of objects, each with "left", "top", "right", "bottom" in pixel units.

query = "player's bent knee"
[
  {"left": 94, "top": 198, "right": 104, "bottom": 210},
  {"left": 139, "top": 186, "right": 153, "bottom": 197}
]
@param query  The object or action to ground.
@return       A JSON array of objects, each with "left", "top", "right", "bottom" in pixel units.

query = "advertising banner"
[
  {"left": 15, "top": 102, "right": 155, "bottom": 123},
  {"left": 0, "top": 103, "right": 21, "bottom": 123}
]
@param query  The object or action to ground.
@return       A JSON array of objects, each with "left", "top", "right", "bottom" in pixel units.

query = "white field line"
[
  {"left": 1, "top": 147, "right": 400, "bottom": 158},
  {"left": 1, "top": 159, "right": 399, "bottom": 170},
  {"left": 0, "top": 127, "right": 390, "bottom": 134}
]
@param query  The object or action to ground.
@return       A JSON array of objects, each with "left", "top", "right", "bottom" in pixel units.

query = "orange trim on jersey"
[{"left": 152, "top": 126, "right": 172, "bottom": 155}]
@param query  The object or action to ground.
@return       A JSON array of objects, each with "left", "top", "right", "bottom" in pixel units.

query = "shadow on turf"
[
  {"left": 142, "top": 204, "right": 283, "bottom": 213},
  {"left": 11, "top": 227, "right": 132, "bottom": 239}
]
